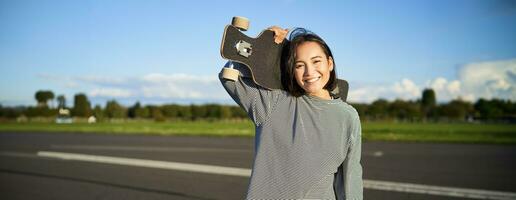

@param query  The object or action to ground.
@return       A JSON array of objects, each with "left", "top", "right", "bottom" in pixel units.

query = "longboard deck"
[{"left": 221, "top": 25, "right": 285, "bottom": 90}]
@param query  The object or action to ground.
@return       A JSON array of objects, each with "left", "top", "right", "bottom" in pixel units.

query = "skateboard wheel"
[
  {"left": 221, "top": 67, "right": 240, "bottom": 81},
  {"left": 232, "top": 16, "right": 249, "bottom": 31}
]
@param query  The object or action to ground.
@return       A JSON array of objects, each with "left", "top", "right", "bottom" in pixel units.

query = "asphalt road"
[{"left": 1, "top": 132, "right": 515, "bottom": 200}]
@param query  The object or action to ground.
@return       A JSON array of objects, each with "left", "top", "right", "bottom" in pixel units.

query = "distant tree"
[
  {"left": 350, "top": 103, "right": 368, "bottom": 120},
  {"left": 230, "top": 106, "right": 247, "bottom": 119},
  {"left": 0, "top": 105, "right": 26, "bottom": 118},
  {"left": 474, "top": 98, "right": 509, "bottom": 120},
  {"left": 368, "top": 99, "right": 389, "bottom": 120},
  {"left": 0, "top": 104, "right": 15, "bottom": 118},
  {"left": 35, "top": 90, "right": 55, "bottom": 107},
  {"left": 438, "top": 98, "right": 473, "bottom": 120},
  {"left": 57, "top": 95, "right": 66, "bottom": 109},
  {"left": 135, "top": 105, "right": 150, "bottom": 118},
  {"left": 72, "top": 93, "right": 91, "bottom": 117},
  {"left": 407, "top": 100, "right": 422, "bottom": 121},
  {"left": 105, "top": 100, "right": 126, "bottom": 118},
  {"left": 191, "top": 104, "right": 207, "bottom": 120},
  {"left": 178, "top": 105, "right": 192, "bottom": 119},
  {"left": 505, "top": 100, "right": 516, "bottom": 118},
  {"left": 388, "top": 99, "right": 421, "bottom": 121},
  {"left": 93, "top": 104, "right": 104, "bottom": 121},
  {"left": 220, "top": 105, "right": 232, "bottom": 119},
  {"left": 205, "top": 104, "right": 221, "bottom": 119},
  {"left": 127, "top": 102, "right": 141, "bottom": 118},
  {"left": 421, "top": 88, "right": 436, "bottom": 119},
  {"left": 162, "top": 104, "right": 180, "bottom": 118},
  {"left": 25, "top": 106, "right": 56, "bottom": 117},
  {"left": 149, "top": 106, "right": 165, "bottom": 121}
]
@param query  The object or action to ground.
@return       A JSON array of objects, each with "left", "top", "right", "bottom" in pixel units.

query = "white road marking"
[
  {"left": 4, "top": 150, "right": 514, "bottom": 200},
  {"left": 0, "top": 151, "right": 40, "bottom": 158},
  {"left": 50, "top": 145, "right": 252, "bottom": 153},
  {"left": 373, "top": 151, "right": 384, "bottom": 157},
  {"left": 362, "top": 150, "right": 385, "bottom": 157},
  {"left": 37, "top": 151, "right": 251, "bottom": 177},
  {"left": 364, "top": 180, "right": 516, "bottom": 200}
]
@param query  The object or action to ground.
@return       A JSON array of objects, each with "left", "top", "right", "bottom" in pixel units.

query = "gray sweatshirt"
[{"left": 219, "top": 63, "right": 363, "bottom": 200}]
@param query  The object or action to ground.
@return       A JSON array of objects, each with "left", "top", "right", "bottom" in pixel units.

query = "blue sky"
[{"left": 1, "top": 0, "right": 515, "bottom": 107}]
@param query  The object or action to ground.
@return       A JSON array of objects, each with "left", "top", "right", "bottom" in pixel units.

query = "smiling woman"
[{"left": 219, "top": 27, "right": 363, "bottom": 200}]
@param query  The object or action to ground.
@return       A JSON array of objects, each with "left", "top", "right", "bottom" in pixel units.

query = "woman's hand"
[{"left": 267, "top": 26, "right": 289, "bottom": 44}]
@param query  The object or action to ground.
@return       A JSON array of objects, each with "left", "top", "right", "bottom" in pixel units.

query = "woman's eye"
[
  {"left": 295, "top": 65, "right": 304, "bottom": 69},
  {"left": 313, "top": 60, "right": 321, "bottom": 64}
]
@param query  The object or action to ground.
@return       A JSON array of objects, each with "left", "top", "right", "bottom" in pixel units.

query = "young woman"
[{"left": 219, "top": 27, "right": 363, "bottom": 200}]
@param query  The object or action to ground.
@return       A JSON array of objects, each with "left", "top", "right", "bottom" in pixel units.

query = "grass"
[
  {"left": 361, "top": 122, "right": 516, "bottom": 144},
  {"left": 0, "top": 120, "right": 255, "bottom": 137},
  {"left": 0, "top": 120, "right": 515, "bottom": 144}
]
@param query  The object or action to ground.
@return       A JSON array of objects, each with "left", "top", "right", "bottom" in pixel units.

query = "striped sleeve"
[
  {"left": 219, "top": 62, "right": 282, "bottom": 126},
  {"left": 343, "top": 111, "right": 364, "bottom": 200}
]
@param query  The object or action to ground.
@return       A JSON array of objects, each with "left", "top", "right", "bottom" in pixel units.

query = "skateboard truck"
[
  {"left": 221, "top": 61, "right": 240, "bottom": 81},
  {"left": 232, "top": 16, "right": 249, "bottom": 31},
  {"left": 235, "top": 40, "right": 252, "bottom": 57}
]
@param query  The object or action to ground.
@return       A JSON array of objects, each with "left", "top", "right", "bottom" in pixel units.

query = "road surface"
[{"left": 1, "top": 132, "right": 515, "bottom": 200}]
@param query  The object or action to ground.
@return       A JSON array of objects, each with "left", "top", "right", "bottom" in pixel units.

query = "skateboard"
[{"left": 220, "top": 16, "right": 349, "bottom": 101}]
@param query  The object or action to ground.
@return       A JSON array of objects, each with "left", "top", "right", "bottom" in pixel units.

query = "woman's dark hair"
[{"left": 281, "top": 28, "right": 337, "bottom": 97}]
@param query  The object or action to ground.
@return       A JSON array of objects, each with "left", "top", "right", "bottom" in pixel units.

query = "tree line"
[
  {"left": 0, "top": 91, "right": 247, "bottom": 121},
  {"left": 352, "top": 89, "right": 515, "bottom": 122},
  {"left": 0, "top": 89, "right": 515, "bottom": 122}
]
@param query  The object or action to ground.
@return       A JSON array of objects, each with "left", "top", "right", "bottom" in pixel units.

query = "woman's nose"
[{"left": 304, "top": 65, "right": 315, "bottom": 76}]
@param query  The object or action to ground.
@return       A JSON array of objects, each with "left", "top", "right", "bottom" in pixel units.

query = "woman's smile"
[{"left": 304, "top": 76, "right": 321, "bottom": 83}]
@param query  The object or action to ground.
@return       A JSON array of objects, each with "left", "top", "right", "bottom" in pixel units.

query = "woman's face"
[{"left": 294, "top": 41, "right": 334, "bottom": 98}]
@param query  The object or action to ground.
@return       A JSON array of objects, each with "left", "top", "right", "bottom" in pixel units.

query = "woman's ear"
[{"left": 328, "top": 56, "right": 334, "bottom": 71}]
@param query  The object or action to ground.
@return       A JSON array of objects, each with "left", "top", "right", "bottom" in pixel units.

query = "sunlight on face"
[{"left": 294, "top": 41, "right": 334, "bottom": 99}]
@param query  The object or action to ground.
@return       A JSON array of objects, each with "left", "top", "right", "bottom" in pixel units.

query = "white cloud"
[
  {"left": 393, "top": 78, "right": 420, "bottom": 99},
  {"left": 348, "top": 79, "right": 421, "bottom": 102},
  {"left": 425, "top": 77, "right": 472, "bottom": 102},
  {"left": 138, "top": 73, "right": 225, "bottom": 99},
  {"left": 141, "top": 73, "right": 216, "bottom": 84},
  {"left": 42, "top": 73, "right": 228, "bottom": 103},
  {"left": 447, "top": 80, "right": 461, "bottom": 94},
  {"left": 349, "top": 59, "right": 516, "bottom": 103},
  {"left": 37, "top": 73, "right": 80, "bottom": 89},
  {"left": 458, "top": 59, "right": 516, "bottom": 100},
  {"left": 89, "top": 88, "right": 133, "bottom": 98},
  {"left": 77, "top": 76, "right": 128, "bottom": 86}
]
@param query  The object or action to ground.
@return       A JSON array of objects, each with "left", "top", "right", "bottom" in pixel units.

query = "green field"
[{"left": 0, "top": 120, "right": 515, "bottom": 144}]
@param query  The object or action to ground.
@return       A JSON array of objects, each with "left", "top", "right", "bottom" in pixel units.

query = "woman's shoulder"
[{"left": 338, "top": 101, "right": 361, "bottom": 123}]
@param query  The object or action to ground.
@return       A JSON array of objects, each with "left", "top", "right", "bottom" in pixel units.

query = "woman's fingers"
[{"left": 268, "top": 26, "right": 289, "bottom": 44}]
